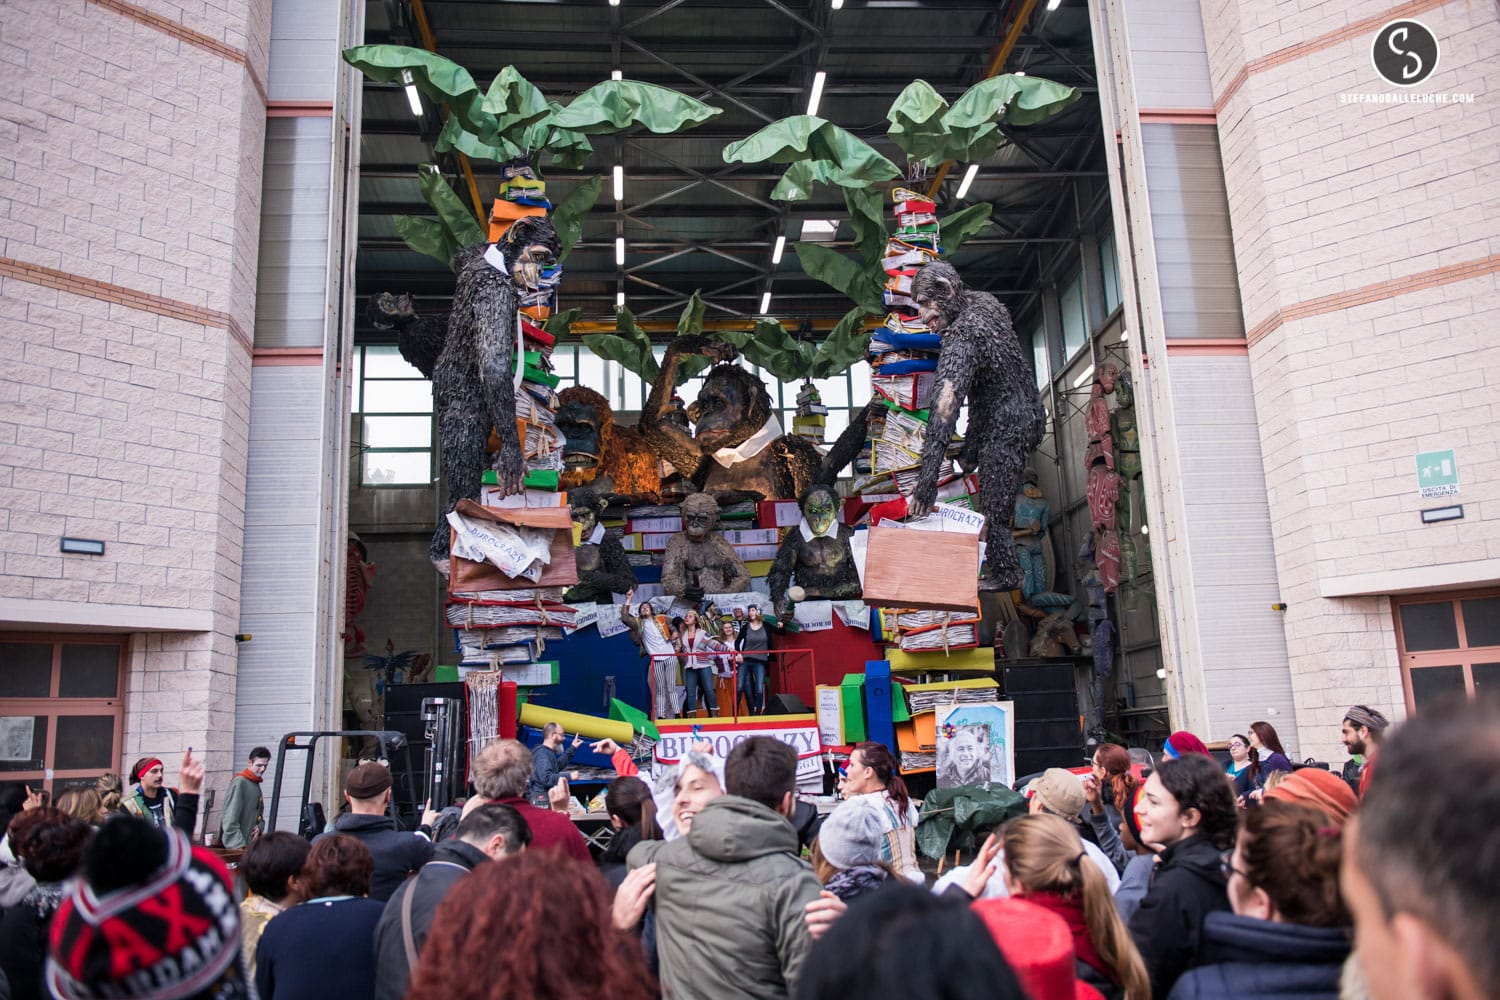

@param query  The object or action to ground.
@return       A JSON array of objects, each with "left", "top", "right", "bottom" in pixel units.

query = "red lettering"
[{"left": 135, "top": 885, "right": 212, "bottom": 955}]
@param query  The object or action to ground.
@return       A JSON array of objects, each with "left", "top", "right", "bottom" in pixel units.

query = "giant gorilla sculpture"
[
  {"left": 908, "top": 261, "right": 1045, "bottom": 591},
  {"left": 555, "top": 386, "right": 662, "bottom": 501},
  {"left": 371, "top": 216, "right": 563, "bottom": 571}
]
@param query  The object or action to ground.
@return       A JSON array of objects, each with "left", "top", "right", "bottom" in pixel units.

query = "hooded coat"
[
  {"left": 1165, "top": 911, "right": 1351, "bottom": 1000},
  {"left": 1127, "top": 835, "right": 1230, "bottom": 998},
  {"left": 628, "top": 795, "right": 823, "bottom": 1000}
]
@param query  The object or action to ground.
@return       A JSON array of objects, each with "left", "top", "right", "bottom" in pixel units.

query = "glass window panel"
[
  {"left": 1472, "top": 662, "right": 1500, "bottom": 702},
  {"left": 1031, "top": 325, "right": 1050, "bottom": 390},
  {"left": 363, "top": 379, "right": 433, "bottom": 414},
  {"left": 54, "top": 716, "right": 114, "bottom": 771},
  {"left": 363, "top": 451, "right": 432, "bottom": 486},
  {"left": 0, "top": 645, "right": 52, "bottom": 698},
  {"left": 1061, "top": 277, "right": 1087, "bottom": 359},
  {"left": 825, "top": 409, "right": 850, "bottom": 443},
  {"left": 850, "top": 361, "right": 871, "bottom": 404},
  {"left": 1409, "top": 665, "right": 1466, "bottom": 708},
  {"left": 576, "top": 351, "right": 606, "bottom": 394},
  {"left": 1100, "top": 232, "right": 1121, "bottom": 313},
  {"left": 1399, "top": 601, "right": 1460, "bottom": 651},
  {"left": 363, "top": 416, "right": 432, "bottom": 449},
  {"left": 1460, "top": 598, "right": 1500, "bottom": 647},
  {"left": 621, "top": 372, "right": 644, "bottom": 412},
  {"left": 0, "top": 717, "right": 46, "bottom": 771},
  {"left": 350, "top": 347, "right": 363, "bottom": 412},
  {"left": 817, "top": 376, "right": 850, "bottom": 409},
  {"left": 551, "top": 346, "right": 576, "bottom": 382},
  {"left": 362, "top": 345, "right": 425, "bottom": 379},
  {"left": 58, "top": 645, "right": 119, "bottom": 698}
]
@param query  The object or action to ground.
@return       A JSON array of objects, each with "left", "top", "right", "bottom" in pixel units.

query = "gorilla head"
[
  {"left": 555, "top": 386, "right": 612, "bottom": 473},
  {"left": 568, "top": 486, "right": 606, "bottom": 537},
  {"left": 912, "top": 261, "right": 965, "bottom": 333},
  {"left": 501, "top": 216, "right": 562, "bottom": 290},
  {"left": 688, "top": 363, "right": 772, "bottom": 452}
]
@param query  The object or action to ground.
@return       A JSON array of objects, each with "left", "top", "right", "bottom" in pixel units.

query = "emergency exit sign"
[{"left": 1416, "top": 449, "right": 1459, "bottom": 498}]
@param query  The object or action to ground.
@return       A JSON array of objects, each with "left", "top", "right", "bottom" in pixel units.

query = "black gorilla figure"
[
  {"left": 419, "top": 216, "right": 562, "bottom": 571},
  {"left": 909, "top": 262, "right": 1045, "bottom": 591},
  {"left": 563, "top": 487, "right": 636, "bottom": 603}
]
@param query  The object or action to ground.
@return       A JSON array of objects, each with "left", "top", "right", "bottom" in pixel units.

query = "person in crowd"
[
  {"left": 1027, "top": 768, "right": 1121, "bottom": 891},
  {"left": 1161, "top": 731, "right": 1211, "bottom": 759},
  {"left": 526, "top": 722, "right": 583, "bottom": 802},
  {"left": 1082, "top": 743, "right": 1139, "bottom": 873},
  {"left": 1112, "top": 785, "right": 1156, "bottom": 923},
  {"left": 812, "top": 794, "right": 897, "bottom": 902},
  {"left": 239, "top": 831, "right": 311, "bottom": 980},
  {"left": 1223, "top": 734, "right": 1254, "bottom": 782},
  {"left": 1343, "top": 698, "right": 1498, "bottom": 1000},
  {"left": 255, "top": 835, "right": 384, "bottom": 1000},
  {"left": 678, "top": 608, "right": 732, "bottom": 718},
  {"left": 0, "top": 811, "right": 43, "bottom": 909},
  {"left": 1167, "top": 800, "right": 1350, "bottom": 999},
  {"left": 795, "top": 884, "right": 1028, "bottom": 1000},
  {"left": 122, "top": 756, "right": 175, "bottom": 827},
  {"left": 1000, "top": 813, "right": 1151, "bottom": 1000},
  {"left": 623, "top": 589, "right": 682, "bottom": 720},
  {"left": 94, "top": 773, "right": 122, "bottom": 815},
  {"left": 597, "top": 775, "right": 652, "bottom": 889},
  {"left": 714, "top": 619, "right": 741, "bottom": 710},
  {"left": 374, "top": 803, "right": 531, "bottom": 1000},
  {"left": 220, "top": 745, "right": 272, "bottom": 849},
  {"left": 0, "top": 808, "right": 90, "bottom": 998},
  {"left": 837, "top": 741, "right": 923, "bottom": 883},
  {"left": 53, "top": 786, "right": 106, "bottom": 825},
  {"left": 46, "top": 816, "right": 253, "bottom": 999},
  {"left": 1339, "top": 705, "right": 1388, "bottom": 798},
  {"left": 1128, "top": 752, "right": 1238, "bottom": 997},
  {"left": 465, "top": 739, "right": 590, "bottom": 861},
  {"left": 320, "top": 761, "right": 434, "bottom": 902},
  {"left": 736, "top": 604, "right": 773, "bottom": 716},
  {"left": 630, "top": 736, "right": 826, "bottom": 999},
  {"left": 974, "top": 895, "right": 1108, "bottom": 1000},
  {"left": 650, "top": 746, "right": 724, "bottom": 841},
  {"left": 1263, "top": 767, "right": 1357, "bottom": 828},
  {"left": 1240, "top": 721, "right": 1294, "bottom": 800},
  {"left": 407, "top": 851, "right": 655, "bottom": 1000}
]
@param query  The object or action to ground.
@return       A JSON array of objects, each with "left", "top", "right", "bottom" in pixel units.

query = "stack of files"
[
  {"left": 454, "top": 632, "right": 540, "bottom": 666},
  {"left": 445, "top": 600, "right": 581, "bottom": 630},
  {"left": 792, "top": 382, "right": 828, "bottom": 444},
  {"left": 627, "top": 506, "right": 682, "bottom": 534},
  {"left": 505, "top": 660, "right": 559, "bottom": 687},
  {"left": 898, "top": 620, "right": 979, "bottom": 652},
  {"left": 880, "top": 407, "right": 929, "bottom": 453},
  {"left": 719, "top": 500, "right": 760, "bottom": 521},
  {"left": 903, "top": 677, "right": 1000, "bottom": 713},
  {"left": 452, "top": 587, "right": 567, "bottom": 603},
  {"left": 895, "top": 711, "right": 937, "bottom": 774},
  {"left": 892, "top": 461, "right": 951, "bottom": 495},
  {"left": 871, "top": 371, "right": 936, "bottom": 411},
  {"left": 887, "top": 644, "right": 996, "bottom": 676},
  {"left": 453, "top": 624, "right": 565, "bottom": 646},
  {"left": 884, "top": 608, "right": 978, "bottom": 632}
]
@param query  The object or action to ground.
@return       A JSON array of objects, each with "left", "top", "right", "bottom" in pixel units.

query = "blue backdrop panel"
[{"left": 527, "top": 628, "right": 652, "bottom": 721}]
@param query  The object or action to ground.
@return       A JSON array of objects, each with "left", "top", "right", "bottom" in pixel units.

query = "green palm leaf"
[
  {"left": 550, "top": 175, "right": 604, "bottom": 262},
  {"left": 550, "top": 80, "right": 723, "bottom": 134},
  {"left": 723, "top": 116, "right": 900, "bottom": 188}
]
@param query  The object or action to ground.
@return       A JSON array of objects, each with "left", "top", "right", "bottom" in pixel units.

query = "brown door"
[{"left": 1392, "top": 591, "right": 1500, "bottom": 711}]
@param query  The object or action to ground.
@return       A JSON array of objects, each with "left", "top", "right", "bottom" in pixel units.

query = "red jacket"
[{"left": 489, "top": 796, "right": 591, "bottom": 863}]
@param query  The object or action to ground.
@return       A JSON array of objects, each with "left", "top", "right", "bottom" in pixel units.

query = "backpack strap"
[{"left": 399, "top": 876, "right": 421, "bottom": 971}]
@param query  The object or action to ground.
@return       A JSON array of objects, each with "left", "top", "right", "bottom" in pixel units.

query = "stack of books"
[{"left": 791, "top": 382, "right": 828, "bottom": 444}]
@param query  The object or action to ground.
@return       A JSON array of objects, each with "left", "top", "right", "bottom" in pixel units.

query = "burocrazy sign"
[{"left": 654, "top": 717, "right": 824, "bottom": 788}]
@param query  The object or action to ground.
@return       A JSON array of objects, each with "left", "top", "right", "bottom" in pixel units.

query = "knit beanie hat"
[
  {"left": 1264, "top": 768, "right": 1358, "bottom": 828},
  {"left": 818, "top": 795, "right": 889, "bottom": 870},
  {"left": 46, "top": 818, "right": 249, "bottom": 999},
  {"left": 1029, "top": 769, "right": 1086, "bottom": 824},
  {"left": 1162, "top": 731, "right": 1210, "bottom": 759}
]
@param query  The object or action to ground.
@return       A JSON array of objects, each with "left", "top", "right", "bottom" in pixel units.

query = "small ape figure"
[
  {"left": 909, "top": 262, "right": 1045, "bottom": 591},
  {"left": 427, "top": 216, "right": 561, "bottom": 570},
  {"left": 640, "top": 337, "right": 822, "bottom": 501},
  {"left": 766, "top": 483, "right": 862, "bottom": 620},
  {"left": 563, "top": 487, "right": 636, "bottom": 603},
  {"left": 554, "top": 386, "right": 663, "bottom": 501},
  {"left": 660, "top": 493, "right": 751, "bottom": 602}
]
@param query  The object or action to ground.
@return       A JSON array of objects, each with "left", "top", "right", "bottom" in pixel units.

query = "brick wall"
[
  {"left": 0, "top": 0, "right": 272, "bottom": 790},
  {"left": 1204, "top": 0, "right": 1500, "bottom": 761}
]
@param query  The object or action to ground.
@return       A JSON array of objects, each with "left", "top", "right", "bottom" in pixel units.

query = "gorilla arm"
[
  {"left": 818, "top": 401, "right": 874, "bottom": 485},
  {"left": 564, "top": 535, "right": 637, "bottom": 603},
  {"left": 908, "top": 340, "right": 975, "bottom": 519},
  {"left": 467, "top": 267, "right": 524, "bottom": 495},
  {"left": 641, "top": 338, "right": 710, "bottom": 483},
  {"left": 368, "top": 293, "right": 445, "bottom": 379},
  {"left": 766, "top": 531, "right": 799, "bottom": 621}
]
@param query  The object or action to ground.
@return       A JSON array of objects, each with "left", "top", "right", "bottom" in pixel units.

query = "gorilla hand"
[
  {"left": 670, "top": 335, "right": 739, "bottom": 363},
  {"left": 492, "top": 439, "right": 526, "bottom": 496}
]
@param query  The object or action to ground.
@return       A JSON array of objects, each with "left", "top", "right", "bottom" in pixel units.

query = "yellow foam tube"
[{"left": 517, "top": 703, "right": 633, "bottom": 743}]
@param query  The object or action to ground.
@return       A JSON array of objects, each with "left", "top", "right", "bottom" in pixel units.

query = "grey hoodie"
[{"left": 629, "top": 795, "right": 823, "bottom": 1000}]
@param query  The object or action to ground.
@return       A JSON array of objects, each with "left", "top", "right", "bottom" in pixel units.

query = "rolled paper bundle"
[
  {"left": 787, "top": 585, "right": 806, "bottom": 603},
  {"left": 517, "top": 702, "right": 633, "bottom": 743}
]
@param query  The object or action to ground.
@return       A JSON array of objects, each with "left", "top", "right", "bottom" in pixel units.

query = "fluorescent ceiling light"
[
  {"left": 1120, "top": 329, "right": 1130, "bottom": 342},
  {"left": 613, "top": 164, "right": 624, "bottom": 202},
  {"left": 611, "top": 69, "right": 623, "bottom": 81},
  {"left": 806, "top": 71, "right": 826, "bottom": 116},
  {"left": 1047, "top": 0, "right": 1062, "bottom": 9},
  {"left": 771, "top": 235, "right": 786, "bottom": 264},
  {"left": 400, "top": 70, "right": 422, "bottom": 117},
  {"left": 1014, "top": 70, "right": 1027, "bottom": 77},
  {"left": 1072, "top": 363, "right": 1095, "bottom": 388},
  {"left": 956, "top": 163, "right": 979, "bottom": 199},
  {"left": 831, "top": 0, "right": 843, "bottom": 8},
  {"left": 801, "top": 219, "right": 838, "bottom": 242},
  {"left": 615, "top": 237, "right": 625, "bottom": 265},
  {"left": 609, "top": 0, "right": 620, "bottom": 6},
  {"left": 616, "top": 291, "right": 625, "bottom": 307},
  {"left": 759, "top": 291, "right": 772, "bottom": 314}
]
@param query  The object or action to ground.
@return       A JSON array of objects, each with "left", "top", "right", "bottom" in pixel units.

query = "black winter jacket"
[
  {"left": 372, "top": 840, "right": 488, "bottom": 1000},
  {"left": 1127, "top": 835, "right": 1230, "bottom": 999},
  {"left": 321, "top": 813, "right": 434, "bottom": 902},
  {"left": 1165, "top": 911, "right": 1351, "bottom": 1000}
]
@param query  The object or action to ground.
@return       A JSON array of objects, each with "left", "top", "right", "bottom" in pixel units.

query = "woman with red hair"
[
  {"left": 1082, "top": 743, "right": 1139, "bottom": 872},
  {"left": 407, "top": 851, "right": 655, "bottom": 1000}
]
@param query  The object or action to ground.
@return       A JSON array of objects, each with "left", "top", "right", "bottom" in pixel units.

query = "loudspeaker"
[
  {"left": 1002, "top": 660, "right": 1084, "bottom": 777},
  {"left": 766, "top": 693, "right": 809, "bottom": 715}
]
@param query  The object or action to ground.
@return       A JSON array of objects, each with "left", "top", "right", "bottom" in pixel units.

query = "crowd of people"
[{"left": 0, "top": 696, "right": 1492, "bottom": 1000}]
